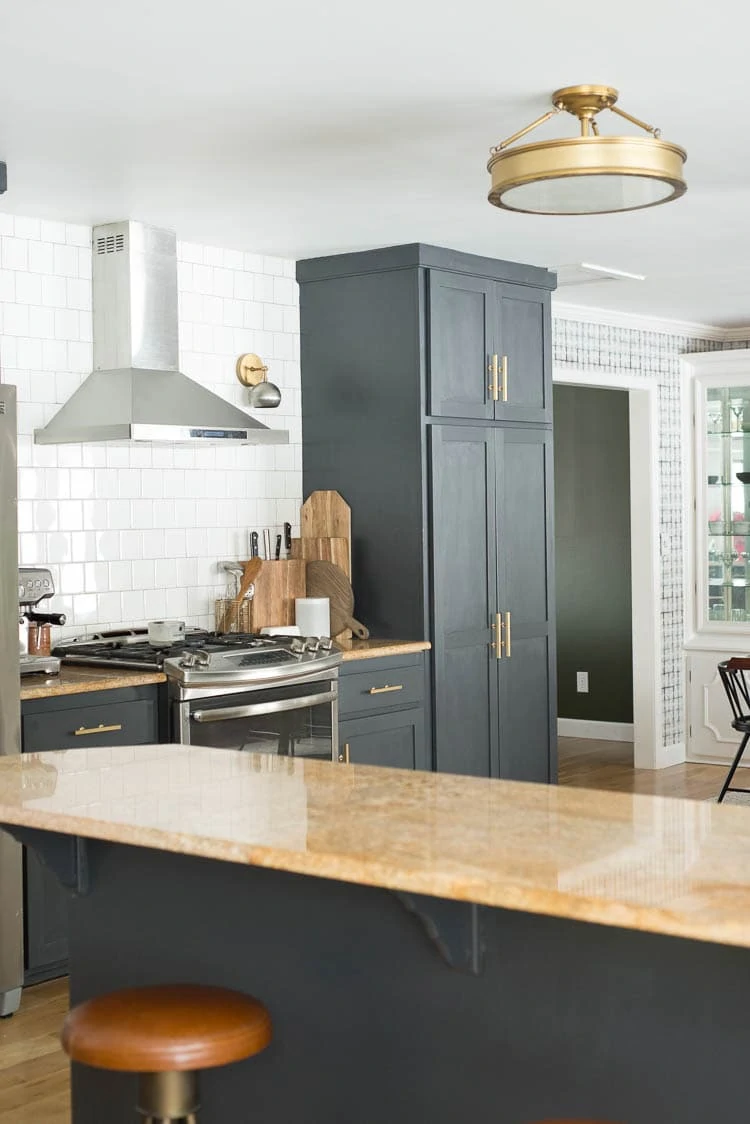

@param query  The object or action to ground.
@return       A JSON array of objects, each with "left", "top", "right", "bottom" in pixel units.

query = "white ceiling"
[{"left": 1, "top": 0, "right": 747, "bottom": 327}]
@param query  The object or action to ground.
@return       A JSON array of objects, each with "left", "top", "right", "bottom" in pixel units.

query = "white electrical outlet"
[{"left": 576, "top": 671, "right": 589, "bottom": 693}]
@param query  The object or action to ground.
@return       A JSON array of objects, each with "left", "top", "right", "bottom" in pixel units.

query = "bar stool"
[
  {"left": 61, "top": 983, "right": 272, "bottom": 1122},
  {"left": 717, "top": 656, "right": 750, "bottom": 802}
]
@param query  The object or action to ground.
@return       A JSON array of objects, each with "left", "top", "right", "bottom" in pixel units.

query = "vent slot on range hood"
[{"left": 34, "top": 221, "right": 288, "bottom": 446}]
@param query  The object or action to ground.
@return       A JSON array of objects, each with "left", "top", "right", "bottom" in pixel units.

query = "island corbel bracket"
[
  {"left": 395, "top": 892, "right": 485, "bottom": 975},
  {"left": 3, "top": 826, "right": 90, "bottom": 895}
]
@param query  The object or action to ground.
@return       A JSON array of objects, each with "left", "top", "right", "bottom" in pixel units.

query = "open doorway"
[
  {"left": 553, "top": 367, "right": 662, "bottom": 773},
  {"left": 554, "top": 384, "right": 634, "bottom": 782}
]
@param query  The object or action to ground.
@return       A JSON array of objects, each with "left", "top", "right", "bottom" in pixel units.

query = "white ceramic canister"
[
  {"left": 294, "top": 597, "right": 330, "bottom": 637},
  {"left": 147, "top": 619, "right": 186, "bottom": 646}
]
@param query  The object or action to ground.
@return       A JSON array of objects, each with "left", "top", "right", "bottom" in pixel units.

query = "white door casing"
[{"left": 553, "top": 366, "right": 664, "bottom": 768}]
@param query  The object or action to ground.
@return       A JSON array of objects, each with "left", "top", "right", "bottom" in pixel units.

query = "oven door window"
[{"left": 186, "top": 680, "right": 336, "bottom": 761}]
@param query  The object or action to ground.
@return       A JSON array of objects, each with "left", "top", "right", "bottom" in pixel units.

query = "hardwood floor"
[
  {"left": 0, "top": 977, "right": 69, "bottom": 1124},
  {"left": 0, "top": 740, "right": 730, "bottom": 1122},
  {"left": 558, "top": 736, "right": 726, "bottom": 800}
]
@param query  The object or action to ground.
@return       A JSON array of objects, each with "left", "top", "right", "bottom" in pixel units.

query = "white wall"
[{"left": 1, "top": 213, "right": 300, "bottom": 639}]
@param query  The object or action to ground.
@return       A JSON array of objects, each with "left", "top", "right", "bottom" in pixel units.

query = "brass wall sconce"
[{"left": 235, "top": 353, "right": 282, "bottom": 408}]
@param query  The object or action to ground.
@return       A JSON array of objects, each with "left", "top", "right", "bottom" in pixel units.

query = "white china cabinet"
[{"left": 684, "top": 349, "right": 750, "bottom": 763}]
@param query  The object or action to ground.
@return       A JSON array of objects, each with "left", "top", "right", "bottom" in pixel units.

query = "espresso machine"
[{"left": 18, "top": 567, "right": 66, "bottom": 676}]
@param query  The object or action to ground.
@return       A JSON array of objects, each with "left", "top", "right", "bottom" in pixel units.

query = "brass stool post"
[{"left": 137, "top": 1070, "right": 199, "bottom": 1120}]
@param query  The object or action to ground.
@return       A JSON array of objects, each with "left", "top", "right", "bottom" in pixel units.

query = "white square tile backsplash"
[{"left": 2, "top": 212, "right": 301, "bottom": 638}]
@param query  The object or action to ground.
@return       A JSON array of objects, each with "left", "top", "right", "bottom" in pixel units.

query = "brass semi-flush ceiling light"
[{"left": 487, "top": 85, "right": 687, "bottom": 216}]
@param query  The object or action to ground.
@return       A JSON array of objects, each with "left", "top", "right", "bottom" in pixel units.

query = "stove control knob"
[
  {"left": 305, "top": 637, "right": 321, "bottom": 652},
  {"left": 318, "top": 637, "right": 334, "bottom": 651},
  {"left": 179, "top": 651, "right": 197, "bottom": 668},
  {"left": 290, "top": 638, "right": 306, "bottom": 655}
]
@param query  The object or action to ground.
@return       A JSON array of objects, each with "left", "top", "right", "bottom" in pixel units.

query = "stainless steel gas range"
[{"left": 54, "top": 630, "right": 342, "bottom": 761}]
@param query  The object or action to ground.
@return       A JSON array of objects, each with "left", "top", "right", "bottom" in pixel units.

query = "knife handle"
[
  {"left": 250, "top": 531, "right": 259, "bottom": 557},
  {"left": 284, "top": 521, "right": 292, "bottom": 556},
  {"left": 275, "top": 534, "right": 282, "bottom": 561}
]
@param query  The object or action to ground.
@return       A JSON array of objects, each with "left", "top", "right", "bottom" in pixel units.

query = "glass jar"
[{"left": 27, "top": 622, "right": 51, "bottom": 656}]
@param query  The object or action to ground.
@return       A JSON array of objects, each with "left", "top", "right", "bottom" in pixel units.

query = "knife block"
[{"left": 243, "top": 560, "right": 306, "bottom": 631}]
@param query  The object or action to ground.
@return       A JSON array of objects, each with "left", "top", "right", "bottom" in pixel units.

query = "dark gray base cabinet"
[
  {"left": 338, "top": 653, "right": 430, "bottom": 771},
  {"left": 21, "top": 683, "right": 165, "bottom": 984},
  {"left": 298, "top": 243, "right": 556, "bottom": 784}
]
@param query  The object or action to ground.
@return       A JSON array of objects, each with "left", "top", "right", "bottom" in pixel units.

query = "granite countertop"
[
  {"left": 20, "top": 666, "right": 167, "bottom": 701},
  {"left": 337, "top": 639, "right": 431, "bottom": 661},
  {"left": 1, "top": 743, "right": 750, "bottom": 950}
]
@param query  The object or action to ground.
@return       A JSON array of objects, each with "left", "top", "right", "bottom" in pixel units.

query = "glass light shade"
[{"left": 488, "top": 135, "right": 686, "bottom": 216}]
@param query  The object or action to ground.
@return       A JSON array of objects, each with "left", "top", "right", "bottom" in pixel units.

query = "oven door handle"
[{"left": 192, "top": 690, "right": 338, "bottom": 724}]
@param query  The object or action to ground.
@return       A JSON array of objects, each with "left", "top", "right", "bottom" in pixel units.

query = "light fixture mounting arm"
[{"left": 490, "top": 84, "right": 663, "bottom": 153}]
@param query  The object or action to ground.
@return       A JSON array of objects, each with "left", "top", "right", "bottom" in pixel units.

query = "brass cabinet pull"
[
  {"left": 74, "top": 723, "right": 123, "bottom": 736},
  {"left": 491, "top": 612, "right": 502, "bottom": 660},
  {"left": 368, "top": 684, "right": 403, "bottom": 694},
  {"left": 338, "top": 742, "right": 351, "bottom": 764},
  {"left": 500, "top": 355, "right": 508, "bottom": 403},
  {"left": 487, "top": 354, "right": 499, "bottom": 401},
  {"left": 502, "top": 611, "right": 512, "bottom": 658}
]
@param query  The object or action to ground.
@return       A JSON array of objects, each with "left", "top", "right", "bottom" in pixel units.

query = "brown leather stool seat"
[{"left": 62, "top": 984, "right": 272, "bottom": 1121}]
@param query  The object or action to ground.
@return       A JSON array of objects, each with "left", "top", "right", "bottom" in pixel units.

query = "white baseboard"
[{"left": 557, "top": 718, "right": 634, "bottom": 742}]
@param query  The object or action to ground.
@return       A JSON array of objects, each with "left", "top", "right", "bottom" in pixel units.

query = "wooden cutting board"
[
  {"left": 301, "top": 492, "right": 351, "bottom": 571},
  {"left": 290, "top": 536, "right": 350, "bottom": 578},
  {"left": 305, "top": 560, "right": 369, "bottom": 640},
  {"left": 246, "top": 560, "right": 306, "bottom": 630}
]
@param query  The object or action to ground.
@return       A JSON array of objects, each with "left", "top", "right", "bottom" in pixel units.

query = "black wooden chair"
[{"left": 717, "top": 657, "right": 750, "bottom": 802}]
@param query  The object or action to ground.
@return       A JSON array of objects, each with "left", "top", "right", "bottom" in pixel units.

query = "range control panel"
[{"left": 18, "top": 568, "right": 55, "bottom": 605}]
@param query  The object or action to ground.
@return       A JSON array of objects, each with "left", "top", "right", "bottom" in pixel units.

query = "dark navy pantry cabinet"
[{"left": 298, "top": 243, "right": 557, "bottom": 783}]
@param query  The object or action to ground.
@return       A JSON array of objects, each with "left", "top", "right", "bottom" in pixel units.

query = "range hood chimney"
[{"left": 34, "top": 221, "right": 288, "bottom": 445}]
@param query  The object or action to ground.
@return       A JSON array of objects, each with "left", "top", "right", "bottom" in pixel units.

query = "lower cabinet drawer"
[
  {"left": 339, "top": 708, "right": 427, "bottom": 770},
  {"left": 339, "top": 664, "right": 424, "bottom": 718},
  {"left": 23, "top": 697, "right": 159, "bottom": 751}
]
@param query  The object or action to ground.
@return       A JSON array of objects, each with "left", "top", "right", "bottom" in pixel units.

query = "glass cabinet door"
[{"left": 705, "top": 385, "right": 750, "bottom": 623}]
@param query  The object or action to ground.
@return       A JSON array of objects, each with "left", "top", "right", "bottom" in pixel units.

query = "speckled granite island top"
[
  {"left": 20, "top": 665, "right": 167, "bottom": 701},
  {"left": 2, "top": 744, "right": 750, "bottom": 949}
]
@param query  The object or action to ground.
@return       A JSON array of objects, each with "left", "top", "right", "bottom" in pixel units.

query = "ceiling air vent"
[
  {"left": 95, "top": 231, "right": 126, "bottom": 255},
  {"left": 556, "top": 262, "right": 646, "bottom": 287}
]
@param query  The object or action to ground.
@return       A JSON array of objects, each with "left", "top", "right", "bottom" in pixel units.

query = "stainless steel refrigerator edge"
[{"left": 0, "top": 385, "right": 23, "bottom": 1016}]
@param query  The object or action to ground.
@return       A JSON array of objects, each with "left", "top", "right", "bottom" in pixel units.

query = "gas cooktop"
[{"left": 53, "top": 628, "right": 340, "bottom": 679}]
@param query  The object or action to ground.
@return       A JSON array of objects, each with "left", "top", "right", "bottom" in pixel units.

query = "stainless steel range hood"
[{"left": 34, "top": 221, "right": 288, "bottom": 445}]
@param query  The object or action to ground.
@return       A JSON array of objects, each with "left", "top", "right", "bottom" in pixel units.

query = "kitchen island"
[{"left": 1, "top": 745, "right": 749, "bottom": 1123}]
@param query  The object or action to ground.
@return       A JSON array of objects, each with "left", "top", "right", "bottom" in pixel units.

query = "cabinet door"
[
  {"left": 427, "top": 271, "right": 495, "bottom": 420},
  {"left": 24, "top": 850, "right": 68, "bottom": 983},
  {"left": 495, "top": 428, "right": 556, "bottom": 782},
  {"left": 430, "top": 425, "right": 499, "bottom": 776},
  {"left": 340, "top": 709, "right": 427, "bottom": 770},
  {"left": 494, "top": 284, "right": 551, "bottom": 424}
]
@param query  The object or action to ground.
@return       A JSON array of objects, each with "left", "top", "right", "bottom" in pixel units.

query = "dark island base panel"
[{"left": 69, "top": 842, "right": 745, "bottom": 1124}]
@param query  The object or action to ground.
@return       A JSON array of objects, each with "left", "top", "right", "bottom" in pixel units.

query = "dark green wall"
[{"left": 554, "top": 385, "right": 633, "bottom": 723}]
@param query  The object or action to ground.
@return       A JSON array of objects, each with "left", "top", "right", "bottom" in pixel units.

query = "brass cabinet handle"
[
  {"left": 502, "top": 611, "right": 512, "bottom": 658},
  {"left": 338, "top": 742, "right": 350, "bottom": 764},
  {"left": 490, "top": 613, "right": 502, "bottom": 660},
  {"left": 368, "top": 684, "right": 404, "bottom": 694},
  {"left": 500, "top": 355, "right": 508, "bottom": 403},
  {"left": 487, "top": 354, "right": 499, "bottom": 401},
  {"left": 74, "top": 723, "right": 123, "bottom": 736}
]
